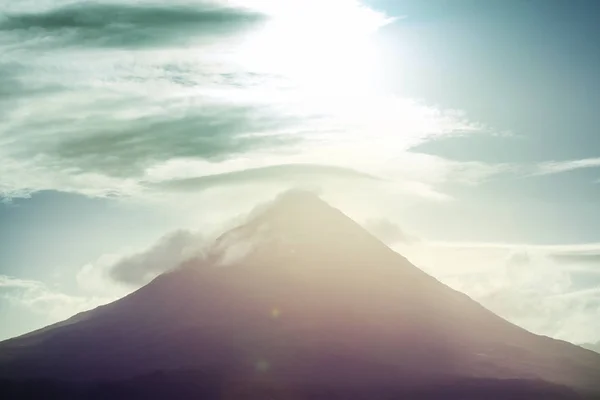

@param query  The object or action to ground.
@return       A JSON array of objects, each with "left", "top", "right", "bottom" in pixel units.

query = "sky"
[{"left": 1, "top": 0, "right": 599, "bottom": 345}]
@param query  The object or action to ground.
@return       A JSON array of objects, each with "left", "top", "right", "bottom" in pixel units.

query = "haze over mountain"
[{"left": 1, "top": 191, "right": 599, "bottom": 399}]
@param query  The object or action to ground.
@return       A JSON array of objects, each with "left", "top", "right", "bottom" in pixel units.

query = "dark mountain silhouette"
[{"left": 1, "top": 190, "right": 599, "bottom": 399}]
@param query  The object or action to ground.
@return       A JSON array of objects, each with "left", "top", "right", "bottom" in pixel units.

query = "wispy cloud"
[
  {"left": 0, "top": 0, "right": 489, "bottom": 202},
  {"left": 153, "top": 163, "right": 382, "bottom": 193},
  {"left": 0, "top": 2, "right": 264, "bottom": 48},
  {"left": 0, "top": 275, "right": 113, "bottom": 329},
  {"left": 77, "top": 230, "right": 207, "bottom": 293},
  {"left": 534, "top": 157, "right": 600, "bottom": 176},
  {"left": 397, "top": 240, "right": 600, "bottom": 344}
]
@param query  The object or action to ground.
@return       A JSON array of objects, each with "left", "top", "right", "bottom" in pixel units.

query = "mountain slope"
[
  {"left": 582, "top": 342, "right": 600, "bottom": 354},
  {"left": 1, "top": 190, "right": 599, "bottom": 398}
]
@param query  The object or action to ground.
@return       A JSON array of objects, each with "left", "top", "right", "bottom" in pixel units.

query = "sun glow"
[
  {"left": 236, "top": 0, "right": 393, "bottom": 95},
  {"left": 188, "top": 0, "right": 472, "bottom": 183}
]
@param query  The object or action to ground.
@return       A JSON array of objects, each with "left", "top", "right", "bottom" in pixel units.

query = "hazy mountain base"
[{"left": 0, "top": 370, "right": 591, "bottom": 400}]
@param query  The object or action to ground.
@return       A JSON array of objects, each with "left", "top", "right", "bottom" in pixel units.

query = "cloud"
[
  {"left": 0, "top": 276, "right": 39, "bottom": 290},
  {"left": 0, "top": 62, "right": 62, "bottom": 124},
  {"left": 534, "top": 158, "right": 600, "bottom": 176},
  {"left": 397, "top": 241, "right": 600, "bottom": 344},
  {"left": 49, "top": 103, "right": 300, "bottom": 177},
  {"left": 0, "top": 275, "right": 112, "bottom": 323},
  {"left": 153, "top": 163, "right": 381, "bottom": 192},
  {"left": 0, "top": 63, "right": 29, "bottom": 100},
  {"left": 0, "top": 2, "right": 265, "bottom": 48},
  {"left": 210, "top": 228, "right": 264, "bottom": 267},
  {"left": 77, "top": 230, "right": 207, "bottom": 293},
  {"left": 551, "top": 251, "right": 600, "bottom": 265},
  {"left": 76, "top": 190, "right": 323, "bottom": 292},
  {"left": 0, "top": 92, "right": 303, "bottom": 198},
  {"left": 109, "top": 230, "right": 205, "bottom": 285},
  {"left": 0, "top": 0, "right": 493, "bottom": 202}
]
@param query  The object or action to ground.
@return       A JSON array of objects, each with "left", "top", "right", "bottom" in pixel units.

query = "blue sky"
[{"left": 1, "top": 0, "right": 599, "bottom": 344}]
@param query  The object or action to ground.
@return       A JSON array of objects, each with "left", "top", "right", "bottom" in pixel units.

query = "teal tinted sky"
[
  {"left": 377, "top": 0, "right": 600, "bottom": 161},
  {"left": 1, "top": 0, "right": 599, "bottom": 345}
]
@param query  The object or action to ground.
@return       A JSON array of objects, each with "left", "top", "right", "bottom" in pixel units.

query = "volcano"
[{"left": 1, "top": 190, "right": 599, "bottom": 399}]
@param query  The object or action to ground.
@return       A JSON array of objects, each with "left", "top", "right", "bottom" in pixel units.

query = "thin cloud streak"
[
  {"left": 152, "top": 163, "right": 382, "bottom": 192},
  {"left": 0, "top": 275, "right": 114, "bottom": 329},
  {"left": 0, "top": 2, "right": 265, "bottom": 48},
  {"left": 534, "top": 158, "right": 600, "bottom": 176}
]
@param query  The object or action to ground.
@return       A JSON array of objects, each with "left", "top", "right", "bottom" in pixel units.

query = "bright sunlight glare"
[
  {"left": 234, "top": 0, "right": 394, "bottom": 95},
  {"left": 209, "top": 0, "right": 469, "bottom": 177}
]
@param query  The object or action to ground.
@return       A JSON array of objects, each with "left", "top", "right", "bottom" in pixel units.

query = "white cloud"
[
  {"left": 0, "top": 275, "right": 38, "bottom": 289},
  {"left": 0, "top": 275, "right": 113, "bottom": 323},
  {"left": 77, "top": 230, "right": 207, "bottom": 294},
  {"left": 395, "top": 241, "right": 600, "bottom": 344},
  {"left": 211, "top": 229, "right": 262, "bottom": 267},
  {"left": 534, "top": 157, "right": 600, "bottom": 176},
  {"left": 0, "top": 0, "right": 489, "bottom": 202}
]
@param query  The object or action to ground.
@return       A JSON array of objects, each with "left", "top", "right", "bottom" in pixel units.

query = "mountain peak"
[
  {"left": 258, "top": 189, "right": 331, "bottom": 220},
  {"left": 207, "top": 188, "right": 393, "bottom": 270},
  {"left": 272, "top": 188, "right": 324, "bottom": 204},
  {"left": 2, "top": 191, "right": 600, "bottom": 397},
  {"left": 241, "top": 189, "right": 371, "bottom": 248}
]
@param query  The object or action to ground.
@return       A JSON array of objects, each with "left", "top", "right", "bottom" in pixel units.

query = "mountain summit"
[{"left": 1, "top": 191, "right": 599, "bottom": 399}]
